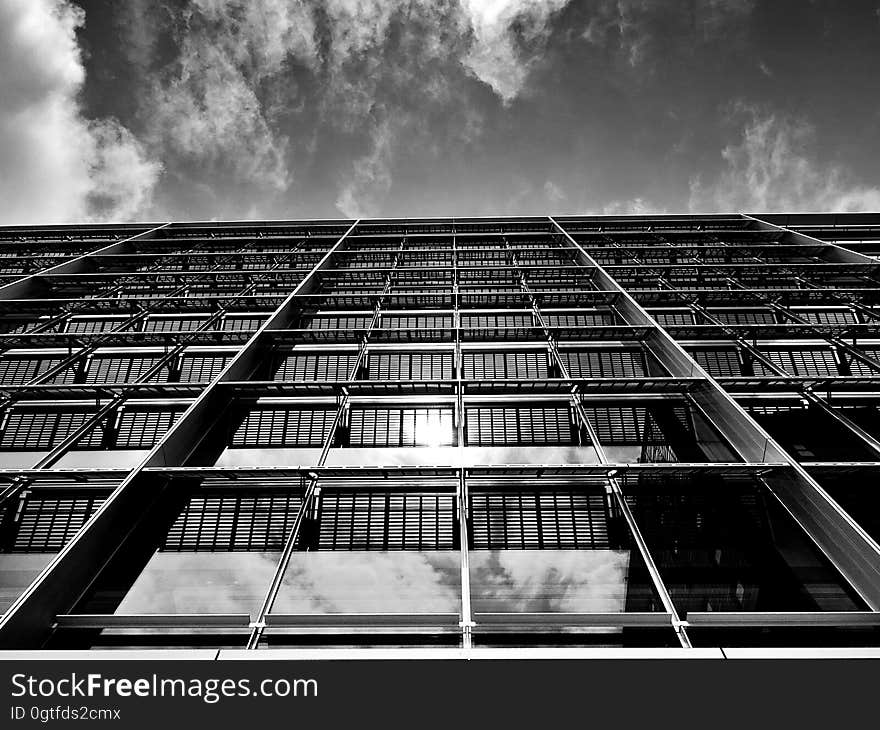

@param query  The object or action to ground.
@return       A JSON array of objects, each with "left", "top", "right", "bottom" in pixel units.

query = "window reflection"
[
  {"left": 625, "top": 477, "right": 867, "bottom": 614},
  {"left": 271, "top": 488, "right": 462, "bottom": 618},
  {"left": 73, "top": 487, "right": 301, "bottom": 620},
  {"left": 272, "top": 551, "right": 461, "bottom": 614},
  {"left": 0, "top": 554, "right": 54, "bottom": 614},
  {"left": 468, "top": 490, "right": 661, "bottom": 614}
]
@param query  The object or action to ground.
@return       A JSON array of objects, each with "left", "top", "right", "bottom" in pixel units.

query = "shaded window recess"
[
  {"left": 368, "top": 352, "right": 453, "bottom": 380},
  {"left": 465, "top": 406, "right": 578, "bottom": 446},
  {"left": 469, "top": 490, "right": 622, "bottom": 550},
  {"left": 0, "top": 493, "right": 105, "bottom": 553},
  {"left": 230, "top": 408, "right": 336, "bottom": 447},
  {"left": 584, "top": 404, "right": 716, "bottom": 462},
  {"left": 462, "top": 351, "right": 548, "bottom": 380},
  {"left": 303, "top": 490, "right": 457, "bottom": 551},
  {"left": 348, "top": 407, "right": 455, "bottom": 447},
  {"left": 747, "top": 404, "right": 877, "bottom": 462},
  {"left": 160, "top": 491, "right": 303, "bottom": 552},
  {"left": 273, "top": 352, "right": 357, "bottom": 381},
  {"left": 625, "top": 482, "right": 867, "bottom": 613}
]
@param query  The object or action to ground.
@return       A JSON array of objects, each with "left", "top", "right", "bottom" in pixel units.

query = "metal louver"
[
  {"left": 316, "top": 491, "right": 456, "bottom": 550},
  {"left": 470, "top": 491, "right": 613, "bottom": 550}
]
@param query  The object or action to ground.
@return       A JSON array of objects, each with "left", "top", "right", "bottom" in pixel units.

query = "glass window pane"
[
  {"left": 73, "top": 487, "right": 301, "bottom": 619},
  {"left": 271, "top": 489, "right": 461, "bottom": 617},
  {"left": 468, "top": 489, "right": 662, "bottom": 614},
  {"left": 624, "top": 477, "right": 867, "bottom": 614}
]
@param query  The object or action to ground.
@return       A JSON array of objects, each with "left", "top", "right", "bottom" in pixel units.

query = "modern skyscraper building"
[{"left": 0, "top": 213, "right": 879, "bottom": 653}]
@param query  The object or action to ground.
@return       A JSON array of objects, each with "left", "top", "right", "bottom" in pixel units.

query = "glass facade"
[{"left": 0, "top": 213, "right": 879, "bottom": 652}]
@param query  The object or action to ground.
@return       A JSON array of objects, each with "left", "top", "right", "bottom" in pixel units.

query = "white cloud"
[
  {"left": 0, "top": 0, "right": 160, "bottom": 224},
  {"left": 144, "top": 1, "right": 319, "bottom": 192},
  {"left": 690, "top": 109, "right": 880, "bottom": 213},
  {"left": 335, "top": 118, "right": 395, "bottom": 218},
  {"left": 461, "top": 0, "right": 571, "bottom": 103}
]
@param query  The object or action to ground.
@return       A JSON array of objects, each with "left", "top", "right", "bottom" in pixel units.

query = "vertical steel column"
[
  {"left": 550, "top": 215, "right": 880, "bottom": 610},
  {"left": 505, "top": 229, "right": 689, "bottom": 647}
]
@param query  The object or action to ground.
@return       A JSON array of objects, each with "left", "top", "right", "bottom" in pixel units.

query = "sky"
[{"left": 1, "top": 0, "right": 880, "bottom": 224}]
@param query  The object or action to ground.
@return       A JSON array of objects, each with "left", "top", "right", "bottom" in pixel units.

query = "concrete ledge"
[
  {"left": 0, "top": 650, "right": 219, "bottom": 661},
  {"left": 721, "top": 647, "right": 880, "bottom": 659}
]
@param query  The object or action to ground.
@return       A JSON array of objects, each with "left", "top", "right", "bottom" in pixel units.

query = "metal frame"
[{"left": 0, "top": 214, "right": 878, "bottom": 652}]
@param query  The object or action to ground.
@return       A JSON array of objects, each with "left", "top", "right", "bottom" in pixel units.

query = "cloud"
[
  {"left": 581, "top": 0, "right": 755, "bottom": 71},
  {"left": 690, "top": 107, "right": 880, "bottom": 213},
  {"left": 335, "top": 118, "right": 395, "bottom": 218},
  {"left": 0, "top": 0, "right": 160, "bottom": 224},
  {"left": 143, "top": 0, "right": 319, "bottom": 193},
  {"left": 595, "top": 197, "right": 666, "bottom": 215},
  {"left": 113, "top": 1, "right": 575, "bottom": 218},
  {"left": 461, "top": 0, "right": 572, "bottom": 103}
]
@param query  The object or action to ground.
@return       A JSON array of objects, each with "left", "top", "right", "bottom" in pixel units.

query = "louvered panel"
[
  {"left": 470, "top": 492, "right": 611, "bottom": 550},
  {"left": 756, "top": 349, "right": 839, "bottom": 377},
  {"left": 584, "top": 406, "right": 686, "bottom": 445},
  {"left": 350, "top": 407, "right": 454, "bottom": 447},
  {"left": 222, "top": 316, "right": 267, "bottom": 331},
  {"left": 45, "top": 362, "right": 79, "bottom": 384},
  {"left": 161, "top": 493, "right": 302, "bottom": 551},
  {"left": 461, "top": 313, "right": 532, "bottom": 328},
  {"left": 10, "top": 495, "right": 104, "bottom": 553},
  {"left": 0, "top": 411, "right": 93, "bottom": 449},
  {"left": 560, "top": 350, "right": 646, "bottom": 378},
  {"left": 306, "top": 315, "right": 370, "bottom": 330},
  {"left": 116, "top": 410, "right": 181, "bottom": 448},
  {"left": 369, "top": 352, "right": 453, "bottom": 380},
  {"left": 465, "top": 406, "right": 574, "bottom": 445},
  {"left": 179, "top": 355, "right": 230, "bottom": 381},
  {"left": 144, "top": 317, "right": 208, "bottom": 333},
  {"left": 545, "top": 312, "right": 613, "bottom": 327},
  {"left": 84, "top": 356, "right": 162, "bottom": 384},
  {"left": 66, "top": 318, "right": 121, "bottom": 333},
  {"left": 653, "top": 312, "right": 693, "bottom": 326},
  {"left": 847, "top": 350, "right": 880, "bottom": 377},
  {"left": 0, "top": 358, "right": 62, "bottom": 386},
  {"left": 231, "top": 408, "right": 335, "bottom": 447},
  {"left": 317, "top": 491, "right": 455, "bottom": 550},
  {"left": 381, "top": 314, "right": 453, "bottom": 329},
  {"left": 461, "top": 352, "right": 547, "bottom": 379},
  {"left": 793, "top": 310, "right": 857, "bottom": 325},
  {"left": 711, "top": 310, "right": 775, "bottom": 324},
  {"left": 690, "top": 349, "right": 742, "bottom": 377},
  {"left": 275, "top": 353, "right": 357, "bottom": 381}
]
